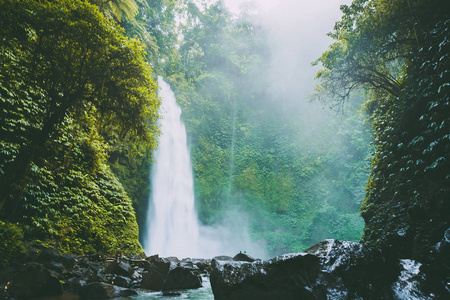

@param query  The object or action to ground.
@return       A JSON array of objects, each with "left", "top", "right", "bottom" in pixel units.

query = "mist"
[{"left": 178, "top": 0, "right": 370, "bottom": 258}]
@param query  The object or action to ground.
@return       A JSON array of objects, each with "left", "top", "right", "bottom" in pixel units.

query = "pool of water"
[{"left": 117, "top": 276, "right": 214, "bottom": 300}]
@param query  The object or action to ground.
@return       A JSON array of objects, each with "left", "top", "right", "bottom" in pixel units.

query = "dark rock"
[
  {"left": 165, "top": 256, "right": 180, "bottom": 263},
  {"left": 146, "top": 254, "right": 159, "bottom": 261},
  {"left": 105, "top": 260, "right": 133, "bottom": 277},
  {"left": 45, "top": 261, "right": 67, "bottom": 276},
  {"left": 65, "top": 277, "right": 87, "bottom": 294},
  {"left": 79, "top": 282, "right": 137, "bottom": 298},
  {"left": 187, "top": 258, "right": 211, "bottom": 273},
  {"left": 421, "top": 227, "right": 450, "bottom": 298},
  {"left": 211, "top": 253, "right": 320, "bottom": 300},
  {"left": 233, "top": 252, "right": 256, "bottom": 262},
  {"left": 306, "top": 239, "right": 399, "bottom": 299},
  {"left": 140, "top": 258, "right": 171, "bottom": 290},
  {"left": 391, "top": 259, "right": 432, "bottom": 299},
  {"left": 210, "top": 239, "right": 406, "bottom": 300},
  {"left": 111, "top": 275, "right": 132, "bottom": 288},
  {"left": 162, "top": 266, "right": 202, "bottom": 291},
  {"left": 8, "top": 263, "right": 63, "bottom": 298},
  {"left": 61, "top": 253, "right": 77, "bottom": 269},
  {"left": 38, "top": 248, "right": 61, "bottom": 262}
]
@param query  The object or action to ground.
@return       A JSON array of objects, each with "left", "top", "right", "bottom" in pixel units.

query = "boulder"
[
  {"left": 8, "top": 263, "right": 63, "bottom": 298},
  {"left": 210, "top": 239, "right": 406, "bottom": 300},
  {"left": 162, "top": 266, "right": 202, "bottom": 291},
  {"left": 105, "top": 260, "right": 133, "bottom": 277},
  {"left": 233, "top": 252, "right": 256, "bottom": 262},
  {"left": 79, "top": 282, "right": 137, "bottom": 298},
  {"left": 109, "top": 274, "right": 132, "bottom": 288},
  {"left": 210, "top": 253, "right": 320, "bottom": 300},
  {"left": 140, "top": 258, "right": 171, "bottom": 290}
]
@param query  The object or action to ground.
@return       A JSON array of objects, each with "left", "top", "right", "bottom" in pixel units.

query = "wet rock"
[
  {"left": 421, "top": 227, "right": 450, "bottom": 298},
  {"left": 165, "top": 256, "right": 180, "bottom": 263},
  {"left": 306, "top": 239, "right": 399, "bottom": 299},
  {"left": 162, "top": 266, "right": 202, "bottom": 291},
  {"left": 190, "top": 258, "right": 212, "bottom": 273},
  {"left": 392, "top": 259, "right": 431, "bottom": 300},
  {"left": 105, "top": 260, "right": 133, "bottom": 277},
  {"left": 210, "top": 239, "right": 405, "bottom": 300},
  {"left": 233, "top": 252, "right": 256, "bottom": 262},
  {"left": 146, "top": 254, "right": 159, "bottom": 261},
  {"left": 109, "top": 274, "right": 132, "bottom": 288},
  {"left": 8, "top": 263, "right": 63, "bottom": 298},
  {"left": 79, "top": 282, "right": 137, "bottom": 298},
  {"left": 210, "top": 253, "right": 320, "bottom": 300},
  {"left": 140, "top": 258, "right": 171, "bottom": 290}
]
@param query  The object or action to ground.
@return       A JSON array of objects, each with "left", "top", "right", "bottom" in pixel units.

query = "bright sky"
[{"left": 222, "top": 0, "right": 279, "bottom": 14}]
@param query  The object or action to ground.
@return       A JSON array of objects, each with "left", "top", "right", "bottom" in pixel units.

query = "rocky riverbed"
[{"left": 1, "top": 232, "right": 448, "bottom": 299}]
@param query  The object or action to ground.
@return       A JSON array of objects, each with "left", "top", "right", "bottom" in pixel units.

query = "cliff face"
[{"left": 360, "top": 18, "right": 450, "bottom": 262}]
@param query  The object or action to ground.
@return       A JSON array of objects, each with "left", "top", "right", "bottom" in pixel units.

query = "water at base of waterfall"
[{"left": 116, "top": 276, "right": 214, "bottom": 300}]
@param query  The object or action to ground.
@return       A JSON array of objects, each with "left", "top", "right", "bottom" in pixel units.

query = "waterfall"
[
  {"left": 143, "top": 77, "right": 200, "bottom": 258},
  {"left": 144, "top": 77, "right": 267, "bottom": 259}
]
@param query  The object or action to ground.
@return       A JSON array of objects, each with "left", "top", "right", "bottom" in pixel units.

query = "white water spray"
[{"left": 144, "top": 77, "right": 267, "bottom": 259}]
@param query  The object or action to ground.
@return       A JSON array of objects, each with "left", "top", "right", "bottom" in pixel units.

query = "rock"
[
  {"left": 79, "top": 282, "right": 137, "bottom": 298},
  {"left": 105, "top": 260, "right": 133, "bottom": 277},
  {"left": 109, "top": 274, "right": 132, "bottom": 288},
  {"left": 165, "top": 256, "right": 180, "bottom": 263},
  {"left": 392, "top": 259, "right": 431, "bottom": 299},
  {"left": 210, "top": 253, "right": 320, "bottom": 300},
  {"left": 8, "top": 263, "right": 63, "bottom": 298},
  {"left": 162, "top": 266, "right": 202, "bottom": 291},
  {"left": 61, "top": 253, "right": 77, "bottom": 269},
  {"left": 213, "top": 255, "right": 234, "bottom": 262},
  {"left": 140, "top": 258, "right": 171, "bottom": 290},
  {"left": 210, "top": 239, "right": 404, "bottom": 300},
  {"left": 65, "top": 277, "right": 87, "bottom": 294},
  {"left": 186, "top": 258, "right": 211, "bottom": 273},
  {"left": 233, "top": 252, "right": 256, "bottom": 262},
  {"left": 38, "top": 248, "right": 61, "bottom": 262},
  {"left": 146, "top": 254, "right": 159, "bottom": 261},
  {"left": 420, "top": 227, "right": 450, "bottom": 298}
]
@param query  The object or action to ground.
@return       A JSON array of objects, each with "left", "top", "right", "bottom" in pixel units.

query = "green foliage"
[
  {"left": 158, "top": 1, "right": 371, "bottom": 256},
  {"left": 0, "top": 0, "right": 161, "bottom": 255},
  {"left": 0, "top": 221, "right": 27, "bottom": 268},
  {"left": 316, "top": 0, "right": 450, "bottom": 260}
]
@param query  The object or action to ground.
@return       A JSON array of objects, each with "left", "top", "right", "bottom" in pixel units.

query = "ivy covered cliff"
[
  {"left": 315, "top": 0, "right": 450, "bottom": 261},
  {"left": 0, "top": 0, "right": 160, "bottom": 259}
]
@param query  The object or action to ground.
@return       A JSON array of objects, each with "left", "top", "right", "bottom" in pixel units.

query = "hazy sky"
[
  {"left": 220, "top": 0, "right": 353, "bottom": 124},
  {"left": 222, "top": 0, "right": 351, "bottom": 15}
]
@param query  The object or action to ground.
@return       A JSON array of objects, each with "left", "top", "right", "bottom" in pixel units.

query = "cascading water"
[
  {"left": 144, "top": 77, "right": 267, "bottom": 260},
  {"left": 144, "top": 77, "right": 200, "bottom": 258}
]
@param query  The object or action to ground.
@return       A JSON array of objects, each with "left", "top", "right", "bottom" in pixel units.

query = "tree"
[{"left": 0, "top": 0, "right": 160, "bottom": 217}]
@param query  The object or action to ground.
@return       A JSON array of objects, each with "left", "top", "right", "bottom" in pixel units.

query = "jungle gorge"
[{"left": 0, "top": 0, "right": 448, "bottom": 299}]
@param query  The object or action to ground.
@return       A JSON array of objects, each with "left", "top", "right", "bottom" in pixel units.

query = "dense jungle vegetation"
[{"left": 1, "top": 0, "right": 448, "bottom": 265}]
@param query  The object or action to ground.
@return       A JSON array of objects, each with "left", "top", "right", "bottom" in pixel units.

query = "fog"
[{"left": 180, "top": 0, "right": 368, "bottom": 258}]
